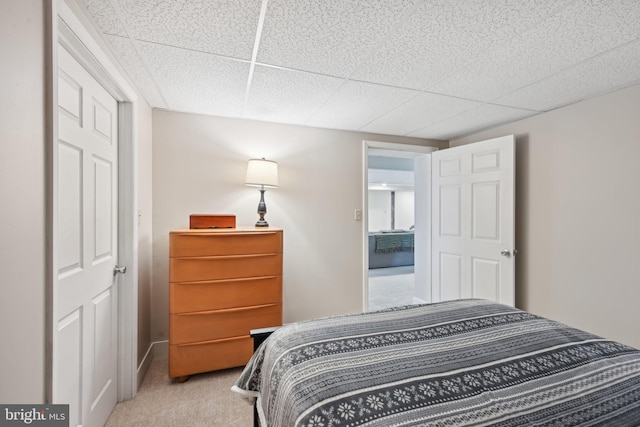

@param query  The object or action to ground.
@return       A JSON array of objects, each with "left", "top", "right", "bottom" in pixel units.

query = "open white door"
[
  {"left": 54, "top": 44, "right": 119, "bottom": 427},
  {"left": 431, "top": 135, "right": 515, "bottom": 306}
]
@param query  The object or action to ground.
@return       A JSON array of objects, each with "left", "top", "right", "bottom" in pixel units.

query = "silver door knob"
[
  {"left": 113, "top": 265, "right": 127, "bottom": 275},
  {"left": 500, "top": 249, "right": 511, "bottom": 257}
]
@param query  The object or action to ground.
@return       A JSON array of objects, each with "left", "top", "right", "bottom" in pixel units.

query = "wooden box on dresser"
[{"left": 168, "top": 227, "right": 283, "bottom": 381}]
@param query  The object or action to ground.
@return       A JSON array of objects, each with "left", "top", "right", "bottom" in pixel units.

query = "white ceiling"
[
  {"left": 77, "top": 0, "right": 640, "bottom": 141},
  {"left": 368, "top": 169, "right": 414, "bottom": 191}
]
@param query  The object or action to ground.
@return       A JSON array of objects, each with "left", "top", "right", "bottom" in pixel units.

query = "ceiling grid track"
[
  {"left": 106, "top": 0, "right": 171, "bottom": 109},
  {"left": 241, "top": 0, "right": 270, "bottom": 117}
]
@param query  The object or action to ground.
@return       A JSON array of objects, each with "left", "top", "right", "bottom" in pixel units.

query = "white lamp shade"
[{"left": 245, "top": 158, "right": 279, "bottom": 188}]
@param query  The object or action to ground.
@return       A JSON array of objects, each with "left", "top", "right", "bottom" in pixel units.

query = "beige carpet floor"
[
  {"left": 368, "top": 265, "right": 415, "bottom": 311},
  {"left": 105, "top": 358, "right": 253, "bottom": 426}
]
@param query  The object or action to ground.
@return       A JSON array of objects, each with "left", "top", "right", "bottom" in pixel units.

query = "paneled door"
[
  {"left": 431, "top": 135, "right": 515, "bottom": 306},
  {"left": 54, "top": 44, "right": 119, "bottom": 427}
]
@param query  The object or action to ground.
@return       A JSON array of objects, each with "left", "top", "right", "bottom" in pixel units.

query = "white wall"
[
  {"left": 151, "top": 110, "right": 446, "bottom": 342},
  {"left": 368, "top": 190, "right": 391, "bottom": 231},
  {"left": 136, "top": 99, "right": 153, "bottom": 367},
  {"left": 395, "top": 190, "right": 414, "bottom": 230},
  {"left": 451, "top": 84, "right": 640, "bottom": 349},
  {"left": 0, "top": 0, "right": 47, "bottom": 403},
  {"left": 368, "top": 190, "right": 414, "bottom": 231}
]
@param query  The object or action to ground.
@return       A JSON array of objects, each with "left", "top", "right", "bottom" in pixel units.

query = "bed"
[
  {"left": 368, "top": 231, "right": 414, "bottom": 269},
  {"left": 233, "top": 299, "right": 640, "bottom": 426}
]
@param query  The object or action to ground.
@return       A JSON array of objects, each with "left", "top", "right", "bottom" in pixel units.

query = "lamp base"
[
  {"left": 255, "top": 212, "right": 269, "bottom": 227},
  {"left": 255, "top": 189, "right": 269, "bottom": 227}
]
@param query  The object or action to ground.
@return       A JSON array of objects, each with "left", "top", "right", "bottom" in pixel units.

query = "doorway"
[
  {"left": 50, "top": 2, "right": 139, "bottom": 416},
  {"left": 363, "top": 136, "right": 515, "bottom": 312},
  {"left": 363, "top": 142, "right": 437, "bottom": 311}
]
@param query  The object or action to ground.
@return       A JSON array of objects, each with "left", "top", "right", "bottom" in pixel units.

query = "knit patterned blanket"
[{"left": 233, "top": 299, "right": 640, "bottom": 426}]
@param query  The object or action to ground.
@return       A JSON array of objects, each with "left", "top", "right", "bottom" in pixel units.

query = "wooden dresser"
[{"left": 168, "top": 228, "right": 283, "bottom": 380}]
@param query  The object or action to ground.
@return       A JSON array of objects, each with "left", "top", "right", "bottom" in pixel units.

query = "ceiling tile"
[
  {"left": 103, "top": 35, "right": 167, "bottom": 108},
  {"left": 243, "top": 65, "right": 344, "bottom": 125},
  {"left": 257, "top": 0, "right": 422, "bottom": 78},
  {"left": 427, "top": 0, "right": 638, "bottom": 103},
  {"left": 494, "top": 39, "right": 640, "bottom": 111},
  {"left": 137, "top": 42, "right": 248, "bottom": 116},
  {"left": 306, "top": 81, "right": 418, "bottom": 131},
  {"left": 612, "top": 0, "right": 640, "bottom": 35},
  {"left": 351, "top": 0, "right": 572, "bottom": 90},
  {"left": 350, "top": 1, "right": 471, "bottom": 90},
  {"left": 451, "top": 0, "right": 576, "bottom": 36},
  {"left": 112, "top": 0, "right": 261, "bottom": 60},
  {"left": 408, "top": 104, "right": 537, "bottom": 140},
  {"left": 81, "top": 0, "right": 127, "bottom": 36},
  {"left": 361, "top": 92, "right": 481, "bottom": 136}
]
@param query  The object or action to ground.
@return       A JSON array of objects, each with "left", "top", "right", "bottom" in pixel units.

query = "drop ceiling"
[{"left": 77, "top": 0, "right": 640, "bottom": 141}]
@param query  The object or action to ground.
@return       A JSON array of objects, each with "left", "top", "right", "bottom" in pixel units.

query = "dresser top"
[{"left": 170, "top": 227, "right": 282, "bottom": 234}]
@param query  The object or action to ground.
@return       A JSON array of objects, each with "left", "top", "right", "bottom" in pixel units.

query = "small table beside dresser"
[{"left": 168, "top": 227, "right": 283, "bottom": 381}]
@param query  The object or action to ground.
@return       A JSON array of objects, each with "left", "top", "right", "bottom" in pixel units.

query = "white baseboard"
[
  {"left": 412, "top": 297, "right": 428, "bottom": 305},
  {"left": 136, "top": 340, "right": 169, "bottom": 386},
  {"left": 136, "top": 343, "right": 153, "bottom": 387}
]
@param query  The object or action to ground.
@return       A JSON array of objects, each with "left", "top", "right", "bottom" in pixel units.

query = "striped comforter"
[{"left": 232, "top": 299, "right": 640, "bottom": 426}]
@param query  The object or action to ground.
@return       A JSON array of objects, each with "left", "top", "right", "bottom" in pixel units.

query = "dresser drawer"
[
  {"left": 170, "top": 253, "right": 282, "bottom": 282},
  {"left": 170, "top": 303, "right": 282, "bottom": 344},
  {"left": 170, "top": 275, "right": 281, "bottom": 314},
  {"left": 170, "top": 230, "right": 282, "bottom": 257},
  {"left": 169, "top": 336, "right": 253, "bottom": 377}
]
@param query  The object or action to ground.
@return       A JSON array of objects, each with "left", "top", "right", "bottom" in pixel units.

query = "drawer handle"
[
  {"left": 177, "top": 303, "right": 278, "bottom": 316},
  {"left": 177, "top": 335, "right": 249, "bottom": 347},
  {"left": 178, "top": 275, "right": 278, "bottom": 285},
  {"left": 177, "top": 253, "right": 279, "bottom": 261},
  {"left": 181, "top": 232, "right": 278, "bottom": 236},
  {"left": 212, "top": 232, "right": 277, "bottom": 236}
]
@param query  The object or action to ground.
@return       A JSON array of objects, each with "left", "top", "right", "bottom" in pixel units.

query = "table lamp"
[{"left": 245, "top": 158, "right": 278, "bottom": 227}]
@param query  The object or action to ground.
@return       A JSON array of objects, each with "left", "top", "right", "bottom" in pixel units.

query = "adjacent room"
[
  {"left": 2, "top": 0, "right": 640, "bottom": 426},
  {"left": 367, "top": 148, "right": 421, "bottom": 311}
]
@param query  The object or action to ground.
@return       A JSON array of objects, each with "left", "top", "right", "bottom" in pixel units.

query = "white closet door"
[{"left": 55, "top": 44, "right": 119, "bottom": 427}]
